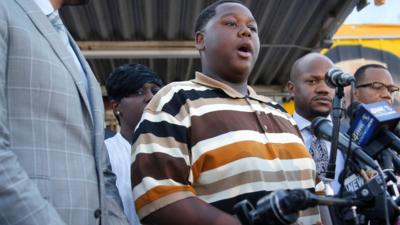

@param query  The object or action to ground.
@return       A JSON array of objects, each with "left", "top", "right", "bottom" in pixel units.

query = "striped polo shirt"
[{"left": 131, "top": 72, "right": 320, "bottom": 224}]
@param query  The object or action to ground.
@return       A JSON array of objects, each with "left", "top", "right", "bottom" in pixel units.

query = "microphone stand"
[
  {"left": 326, "top": 86, "right": 345, "bottom": 182},
  {"left": 234, "top": 171, "right": 399, "bottom": 225},
  {"left": 364, "top": 140, "right": 400, "bottom": 173}
]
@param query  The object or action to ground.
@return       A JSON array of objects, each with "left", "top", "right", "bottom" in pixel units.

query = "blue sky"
[{"left": 344, "top": 0, "right": 400, "bottom": 24}]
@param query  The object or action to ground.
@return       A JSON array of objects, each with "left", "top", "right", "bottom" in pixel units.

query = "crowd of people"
[{"left": 1, "top": 0, "right": 399, "bottom": 225}]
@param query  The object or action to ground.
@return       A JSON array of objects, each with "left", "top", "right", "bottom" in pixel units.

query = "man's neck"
[
  {"left": 201, "top": 66, "right": 249, "bottom": 96},
  {"left": 50, "top": 0, "right": 62, "bottom": 10},
  {"left": 204, "top": 73, "right": 248, "bottom": 96},
  {"left": 227, "top": 82, "right": 248, "bottom": 96},
  {"left": 293, "top": 112, "right": 311, "bottom": 131}
]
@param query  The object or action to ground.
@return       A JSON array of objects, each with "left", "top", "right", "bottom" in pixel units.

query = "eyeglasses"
[{"left": 356, "top": 82, "right": 400, "bottom": 94}]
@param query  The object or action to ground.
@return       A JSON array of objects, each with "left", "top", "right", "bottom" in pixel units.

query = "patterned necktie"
[{"left": 308, "top": 129, "right": 329, "bottom": 179}]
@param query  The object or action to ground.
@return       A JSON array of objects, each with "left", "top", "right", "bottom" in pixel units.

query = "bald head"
[
  {"left": 287, "top": 52, "right": 334, "bottom": 121},
  {"left": 290, "top": 53, "right": 333, "bottom": 83}
]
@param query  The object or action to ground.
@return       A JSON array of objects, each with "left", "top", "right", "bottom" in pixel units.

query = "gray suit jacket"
[{"left": 0, "top": 0, "right": 128, "bottom": 224}]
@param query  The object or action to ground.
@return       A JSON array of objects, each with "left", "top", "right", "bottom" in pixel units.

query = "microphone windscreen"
[
  {"left": 310, "top": 117, "right": 330, "bottom": 138},
  {"left": 346, "top": 101, "right": 362, "bottom": 120}
]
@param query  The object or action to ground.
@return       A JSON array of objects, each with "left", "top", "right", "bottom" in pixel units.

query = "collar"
[
  {"left": 32, "top": 0, "right": 55, "bottom": 16},
  {"left": 115, "top": 132, "right": 131, "bottom": 148},
  {"left": 293, "top": 111, "right": 332, "bottom": 131},
  {"left": 192, "top": 72, "right": 272, "bottom": 103}
]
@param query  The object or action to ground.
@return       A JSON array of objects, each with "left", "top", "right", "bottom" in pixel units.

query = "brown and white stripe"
[{"left": 131, "top": 72, "right": 320, "bottom": 223}]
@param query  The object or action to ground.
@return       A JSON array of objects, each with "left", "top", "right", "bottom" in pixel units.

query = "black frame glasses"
[{"left": 356, "top": 82, "right": 400, "bottom": 94}]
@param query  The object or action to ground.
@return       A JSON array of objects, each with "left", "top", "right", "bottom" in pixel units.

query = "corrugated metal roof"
[{"left": 60, "top": 0, "right": 358, "bottom": 88}]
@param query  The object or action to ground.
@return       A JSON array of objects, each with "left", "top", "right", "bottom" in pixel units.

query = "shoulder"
[
  {"left": 0, "top": 0, "right": 11, "bottom": 11},
  {"left": 146, "top": 80, "right": 213, "bottom": 113},
  {"left": 104, "top": 134, "right": 124, "bottom": 151},
  {"left": 0, "top": 1, "right": 10, "bottom": 25},
  {"left": 0, "top": 0, "right": 32, "bottom": 20},
  {"left": 262, "top": 100, "right": 297, "bottom": 125}
]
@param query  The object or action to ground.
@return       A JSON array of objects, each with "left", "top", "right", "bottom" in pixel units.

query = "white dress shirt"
[
  {"left": 105, "top": 133, "right": 141, "bottom": 225},
  {"left": 32, "top": 0, "right": 54, "bottom": 15},
  {"left": 293, "top": 112, "right": 345, "bottom": 194}
]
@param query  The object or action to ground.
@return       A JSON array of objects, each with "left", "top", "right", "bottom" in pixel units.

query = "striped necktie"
[
  {"left": 47, "top": 10, "right": 70, "bottom": 46},
  {"left": 47, "top": 10, "right": 90, "bottom": 98}
]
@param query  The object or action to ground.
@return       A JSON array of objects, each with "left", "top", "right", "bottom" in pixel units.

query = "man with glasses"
[
  {"left": 335, "top": 64, "right": 399, "bottom": 224},
  {"left": 354, "top": 64, "right": 399, "bottom": 105}
]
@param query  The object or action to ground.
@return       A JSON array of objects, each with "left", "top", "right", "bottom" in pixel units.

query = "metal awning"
[{"left": 60, "top": 0, "right": 358, "bottom": 91}]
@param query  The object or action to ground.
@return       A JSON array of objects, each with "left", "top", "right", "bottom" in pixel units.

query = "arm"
[
  {"left": 0, "top": 3, "right": 65, "bottom": 225},
  {"left": 94, "top": 88, "right": 128, "bottom": 224},
  {"left": 143, "top": 197, "right": 242, "bottom": 225},
  {"left": 102, "top": 142, "right": 124, "bottom": 208},
  {"left": 101, "top": 143, "right": 130, "bottom": 225}
]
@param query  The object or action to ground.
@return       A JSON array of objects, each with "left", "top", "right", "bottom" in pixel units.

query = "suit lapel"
[
  {"left": 15, "top": 0, "right": 93, "bottom": 122},
  {"left": 66, "top": 32, "right": 94, "bottom": 121},
  {"left": 69, "top": 32, "right": 104, "bottom": 156}
]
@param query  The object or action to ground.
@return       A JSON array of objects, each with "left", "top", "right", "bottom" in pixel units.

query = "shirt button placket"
[{"left": 246, "top": 98, "right": 268, "bottom": 134}]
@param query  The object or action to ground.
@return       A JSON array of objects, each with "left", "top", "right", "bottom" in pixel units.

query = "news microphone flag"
[{"left": 348, "top": 101, "right": 400, "bottom": 147}]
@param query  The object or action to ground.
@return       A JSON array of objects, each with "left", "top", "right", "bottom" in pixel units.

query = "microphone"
[
  {"left": 325, "top": 67, "right": 355, "bottom": 88},
  {"left": 347, "top": 101, "right": 400, "bottom": 172},
  {"left": 235, "top": 174, "right": 400, "bottom": 225},
  {"left": 311, "top": 117, "right": 380, "bottom": 170},
  {"left": 347, "top": 101, "right": 400, "bottom": 150},
  {"left": 234, "top": 189, "right": 360, "bottom": 225},
  {"left": 346, "top": 101, "right": 362, "bottom": 120}
]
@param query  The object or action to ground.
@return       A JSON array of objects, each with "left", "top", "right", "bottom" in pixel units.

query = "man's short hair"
[
  {"left": 194, "top": 0, "right": 244, "bottom": 33},
  {"left": 354, "top": 64, "right": 388, "bottom": 85},
  {"left": 105, "top": 63, "right": 163, "bottom": 101}
]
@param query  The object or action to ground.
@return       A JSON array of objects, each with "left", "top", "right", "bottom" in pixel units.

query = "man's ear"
[
  {"left": 354, "top": 89, "right": 360, "bottom": 100},
  {"left": 111, "top": 100, "right": 120, "bottom": 116},
  {"left": 195, "top": 31, "right": 205, "bottom": 51},
  {"left": 287, "top": 81, "right": 295, "bottom": 96}
]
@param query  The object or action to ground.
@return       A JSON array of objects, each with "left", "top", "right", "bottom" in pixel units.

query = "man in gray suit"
[{"left": 0, "top": 0, "right": 129, "bottom": 225}]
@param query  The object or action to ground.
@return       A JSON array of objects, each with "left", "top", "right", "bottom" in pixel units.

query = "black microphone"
[
  {"left": 346, "top": 101, "right": 400, "bottom": 172},
  {"left": 325, "top": 67, "right": 355, "bottom": 88},
  {"left": 347, "top": 101, "right": 400, "bottom": 151},
  {"left": 311, "top": 117, "right": 380, "bottom": 170},
  {"left": 346, "top": 101, "right": 362, "bottom": 120},
  {"left": 234, "top": 189, "right": 359, "bottom": 225}
]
